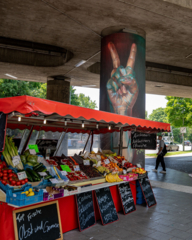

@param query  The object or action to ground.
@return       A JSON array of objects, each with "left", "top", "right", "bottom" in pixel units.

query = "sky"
[{"left": 74, "top": 86, "right": 167, "bottom": 115}]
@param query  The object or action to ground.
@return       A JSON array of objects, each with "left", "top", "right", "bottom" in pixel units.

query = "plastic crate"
[
  {"left": 0, "top": 181, "right": 30, "bottom": 193},
  {"left": 43, "top": 188, "right": 64, "bottom": 201},
  {"left": 6, "top": 187, "right": 43, "bottom": 207}
]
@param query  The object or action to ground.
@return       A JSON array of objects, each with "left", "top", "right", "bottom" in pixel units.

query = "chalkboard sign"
[
  {"left": 118, "top": 182, "right": 136, "bottom": 215},
  {"left": 95, "top": 187, "right": 118, "bottom": 225},
  {"left": 13, "top": 201, "right": 63, "bottom": 240},
  {"left": 36, "top": 139, "right": 58, "bottom": 157},
  {"left": 76, "top": 191, "right": 96, "bottom": 231},
  {"left": 0, "top": 112, "right": 7, "bottom": 152},
  {"left": 131, "top": 132, "right": 156, "bottom": 150},
  {"left": 138, "top": 178, "right": 156, "bottom": 207}
]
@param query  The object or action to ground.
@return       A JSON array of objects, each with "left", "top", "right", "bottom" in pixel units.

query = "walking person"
[{"left": 153, "top": 135, "right": 166, "bottom": 173}]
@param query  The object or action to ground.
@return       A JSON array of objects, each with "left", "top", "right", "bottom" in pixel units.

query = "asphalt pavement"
[{"left": 145, "top": 155, "right": 192, "bottom": 173}]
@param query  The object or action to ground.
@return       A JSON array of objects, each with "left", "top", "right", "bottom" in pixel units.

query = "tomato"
[
  {"left": 0, "top": 173, "right": 3, "bottom": 177},
  {"left": 3, "top": 173, "right": 7, "bottom": 177},
  {"left": 9, "top": 177, "right": 13, "bottom": 181},
  {"left": 2, "top": 162, "right": 6, "bottom": 166},
  {"left": 8, "top": 169, "right": 12, "bottom": 173},
  {"left": 16, "top": 181, "right": 21, "bottom": 186},
  {"left": 11, "top": 180, "right": 16, "bottom": 185},
  {"left": 21, "top": 180, "right": 25, "bottom": 185},
  {"left": 24, "top": 178, "right": 28, "bottom": 183},
  {"left": 3, "top": 176, "right": 8, "bottom": 180},
  {"left": 3, "top": 170, "right": 7, "bottom": 173},
  {"left": 8, "top": 173, "right": 13, "bottom": 177},
  {"left": 1, "top": 180, "right": 6, "bottom": 185}
]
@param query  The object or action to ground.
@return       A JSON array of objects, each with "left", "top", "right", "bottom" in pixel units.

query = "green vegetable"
[
  {"left": 33, "top": 163, "right": 43, "bottom": 171},
  {"left": 20, "top": 155, "right": 27, "bottom": 164},
  {"left": 2, "top": 136, "right": 23, "bottom": 170},
  {"left": 35, "top": 166, "right": 46, "bottom": 173},
  {"left": 44, "top": 175, "right": 52, "bottom": 180},
  {"left": 26, "top": 170, "right": 33, "bottom": 182},
  {"left": 27, "top": 155, "right": 38, "bottom": 164},
  {"left": 24, "top": 149, "right": 31, "bottom": 157},
  {"left": 26, "top": 162, "right": 34, "bottom": 166},
  {"left": 27, "top": 168, "right": 41, "bottom": 181}
]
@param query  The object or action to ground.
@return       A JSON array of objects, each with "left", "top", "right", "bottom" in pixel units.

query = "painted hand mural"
[{"left": 106, "top": 42, "right": 138, "bottom": 116}]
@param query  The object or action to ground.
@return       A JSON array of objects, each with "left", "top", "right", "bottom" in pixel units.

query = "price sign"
[
  {"left": 61, "top": 171, "right": 67, "bottom": 176},
  {"left": 17, "top": 171, "right": 27, "bottom": 180},
  {"left": 180, "top": 127, "right": 186, "bottom": 133},
  {"left": 104, "top": 159, "right": 110, "bottom": 165},
  {"left": 123, "top": 170, "right": 127, "bottom": 175},
  {"left": 49, "top": 178, "right": 59, "bottom": 184},
  {"left": 83, "top": 160, "right": 90, "bottom": 165},
  {"left": 38, "top": 172, "right": 47, "bottom": 176},
  {"left": 29, "top": 149, "right": 36, "bottom": 155},
  {"left": 12, "top": 156, "right": 21, "bottom": 166},
  {"left": 74, "top": 165, "right": 80, "bottom": 171},
  {"left": 137, "top": 164, "right": 142, "bottom": 168}
]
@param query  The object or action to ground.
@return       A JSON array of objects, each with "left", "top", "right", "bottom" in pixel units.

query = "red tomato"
[
  {"left": 1, "top": 180, "right": 6, "bottom": 185},
  {"left": 16, "top": 181, "right": 21, "bottom": 186},
  {"left": 24, "top": 179, "right": 28, "bottom": 183},
  {"left": 2, "top": 162, "right": 6, "bottom": 167},
  {"left": 8, "top": 173, "right": 13, "bottom": 177},
  {"left": 21, "top": 180, "right": 25, "bottom": 185},
  {"left": 9, "top": 177, "right": 13, "bottom": 181},
  {"left": 11, "top": 180, "right": 16, "bottom": 185},
  {"left": 8, "top": 169, "right": 12, "bottom": 173},
  {"left": 0, "top": 173, "right": 3, "bottom": 177},
  {"left": 3, "top": 170, "right": 7, "bottom": 173},
  {"left": 0, "top": 165, "right": 3, "bottom": 170},
  {"left": 3, "top": 176, "right": 8, "bottom": 180},
  {"left": 3, "top": 173, "right": 7, "bottom": 177}
]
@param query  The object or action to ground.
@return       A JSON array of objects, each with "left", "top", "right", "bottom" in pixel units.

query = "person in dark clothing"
[{"left": 152, "top": 135, "right": 166, "bottom": 174}]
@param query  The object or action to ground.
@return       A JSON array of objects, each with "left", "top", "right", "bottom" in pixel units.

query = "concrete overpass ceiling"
[{"left": 1, "top": 0, "right": 192, "bottom": 95}]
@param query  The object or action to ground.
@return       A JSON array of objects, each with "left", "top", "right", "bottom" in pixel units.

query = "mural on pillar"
[{"left": 100, "top": 32, "right": 145, "bottom": 166}]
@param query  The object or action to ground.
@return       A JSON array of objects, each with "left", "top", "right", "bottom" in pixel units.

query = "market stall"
[{"left": 0, "top": 96, "right": 170, "bottom": 240}]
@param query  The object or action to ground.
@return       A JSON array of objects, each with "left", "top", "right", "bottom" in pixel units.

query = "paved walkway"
[{"left": 63, "top": 166, "right": 192, "bottom": 240}]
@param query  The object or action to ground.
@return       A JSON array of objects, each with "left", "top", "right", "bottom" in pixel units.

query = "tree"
[
  {"left": 145, "top": 111, "right": 148, "bottom": 119},
  {"left": 165, "top": 96, "right": 192, "bottom": 127},
  {"left": 0, "top": 79, "right": 97, "bottom": 109},
  {"left": 77, "top": 93, "right": 97, "bottom": 109},
  {"left": 148, "top": 107, "right": 168, "bottom": 123}
]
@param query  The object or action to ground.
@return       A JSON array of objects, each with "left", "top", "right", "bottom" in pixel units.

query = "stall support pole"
[
  {"left": 90, "top": 130, "right": 94, "bottom": 152},
  {"left": 21, "top": 126, "right": 34, "bottom": 154},
  {"left": 118, "top": 128, "right": 123, "bottom": 156},
  {"left": 82, "top": 131, "right": 91, "bottom": 153},
  {"left": 54, "top": 129, "right": 68, "bottom": 156}
]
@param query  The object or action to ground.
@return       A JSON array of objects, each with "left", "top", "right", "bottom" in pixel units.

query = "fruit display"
[
  {"left": 0, "top": 164, "right": 28, "bottom": 186},
  {"left": 66, "top": 171, "right": 89, "bottom": 181},
  {"left": 132, "top": 168, "right": 146, "bottom": 174},
  {"left": 2, "top": 136, "right": 23, "bottom": 170},
  {"left": 79, "top": 164, "right": 102, "bottom": 178},
  {"left": 21, "top": 188, "right": 35, "bottom": 197},
  {"left": 96, "top": 166, "right": 110, "bottom": 174},
  {"left": 105, "top": 173, "right": 123, "bottom": 183}
]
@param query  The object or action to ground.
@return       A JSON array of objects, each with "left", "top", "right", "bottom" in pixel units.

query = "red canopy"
[{"left": 0, "top": 95, "right": 170, "bottom": 133}]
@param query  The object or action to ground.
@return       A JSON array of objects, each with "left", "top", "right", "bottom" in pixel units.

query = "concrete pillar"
[
  {"left": 46, "top": 76, "right": 70, "bottom": 156},
  {"left": 47, "top": 77, "right": 70, "bottom": 103},
  {"left": 100, "top": 29, "right": 146, "bottom": 167}
]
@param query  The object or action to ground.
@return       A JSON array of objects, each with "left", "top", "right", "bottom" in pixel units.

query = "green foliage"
[
  {"left": 165, "top": 96, "right": 192, "bottom": 127},
  {"left": 0, "top": 79, "right": 97, "bottom": 109},
  {"left": 145, "top": 110, "right": 148, "bottom": 119},
  {"left": 148, "top": 107, "right": 168, "bottom": 123}
]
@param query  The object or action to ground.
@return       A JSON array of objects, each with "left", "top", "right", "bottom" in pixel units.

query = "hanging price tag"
[
  {"left": 12, "top": 156, "right": 21, "bottom": 166},
  {"left": 29, "top": 149, "right": 36, "bottom": 155},
  {"left": 38, "top": 172, "right": 47, "bottom": 176},
  {"left": 74, "top": 165, "right": 80, "bottom": 171},
  {"left": 61, "top": 171, "right": 67, "bottom": 176},
  {"left": 83, "top": 160, "right": 90, "bottom": 165},
  {"left": 17, "top": 171, "right": 27, "bottom": 180},
  {"left": 104, "top": 159, "right": 110, "bottom": 165}
]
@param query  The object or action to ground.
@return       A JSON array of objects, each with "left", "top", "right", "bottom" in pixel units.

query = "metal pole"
[
  {"left": 183, "top": 118, "right": 185, "bottom": 152},
  {"left": 118, "top": 128, "right": 123, "bottom": 156},
  {"left": 90, "top": 130, "right": 94, "bottom": 152},
  {"left": 54, "top": 129, "right": 68, "bottom": 156},
  {"left": 21, "top": 126, "right": 34, "bottom": 154},
  {"left": 82, "top": 131, "right": 91, "bottom": 153}
]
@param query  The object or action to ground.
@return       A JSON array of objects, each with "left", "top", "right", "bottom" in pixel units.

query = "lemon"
[
  {"left": 25, "top": 191, "right": 29, "bottom": 195},
  {"left": 27, "top": 192, "right": 35, "bottom": 197},
  {"left": 28, "top": 188, "right": 33, "bottom": 193}
]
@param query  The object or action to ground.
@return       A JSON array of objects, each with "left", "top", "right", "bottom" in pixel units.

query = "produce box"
[
  {"left": 0, "top": 181, "right": 30, "bottom": 193},
  {"left": 119, "top": 173, "right": 138, "bottom": 181},
  {"left": 43, "top": 188, "right": 64, "bottom": 201},
  {"left": 6, "top": 187, "right": 43, "bottom": 207}
]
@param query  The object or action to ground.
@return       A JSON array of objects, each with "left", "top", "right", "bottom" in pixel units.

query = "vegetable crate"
[
  {"left": 6, "top": 187, "right": 43, "bottom": 207},
  {"left": 0, "top": 181, "right": 30, "bottom": 193},
  {"left": 136, "top": 181, "right": 145, "bottom": 205}
]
